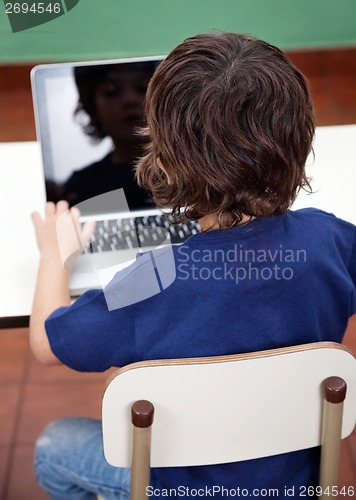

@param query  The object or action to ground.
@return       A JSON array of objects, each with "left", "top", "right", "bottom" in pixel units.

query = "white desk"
[
  {"left": 0, "top": 125, "right": 355, "bottom": 326},
  {"left": 293, "top": 125, "right": 356, "bottom": 223},
  {"left": 0, "top": 142, "right": 45, "bottom": 325}
]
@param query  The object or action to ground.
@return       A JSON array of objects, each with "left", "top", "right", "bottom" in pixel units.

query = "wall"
[{"left": 0, "top": 0, "right": 356, "bottom": 63}]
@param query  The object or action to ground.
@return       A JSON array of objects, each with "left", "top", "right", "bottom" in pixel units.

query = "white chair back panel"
[{"left": 102, "top": 344, "right": 356, "bottom": 468}]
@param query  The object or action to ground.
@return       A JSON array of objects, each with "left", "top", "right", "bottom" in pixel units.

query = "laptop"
[{"left": 31, "top": 56, "right": 199, "bottom": 296}]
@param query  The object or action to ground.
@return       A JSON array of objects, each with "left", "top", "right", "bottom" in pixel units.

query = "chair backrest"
[{"left": 102, "top": 342, "right": 356, "bottom": 469}]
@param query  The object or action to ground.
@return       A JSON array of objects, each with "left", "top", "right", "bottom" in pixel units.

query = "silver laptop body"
[{"left": 31, "top": 56, "right": 198, "bottom": 295}]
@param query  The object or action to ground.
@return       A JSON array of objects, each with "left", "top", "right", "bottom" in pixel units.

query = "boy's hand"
[
  {"left": 31, "top": 201, "right": 95, "bottom": 269},
  {"left": 30, "top": 201, "right": 97, "bottom": 365}
]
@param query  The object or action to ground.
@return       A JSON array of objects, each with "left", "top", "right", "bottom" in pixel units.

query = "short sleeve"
[
  {"left": 349, "top": 228, "right": 356, "bottom": 309},
  {"left": 45, "top": 288, "right": 137, "bottom": 372}
]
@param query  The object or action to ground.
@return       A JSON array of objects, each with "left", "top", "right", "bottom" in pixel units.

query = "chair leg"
[
  {"left": 130, "top": 400, "right": 155, "bottom": 500},
  {"left": 320, "top": 376, "right": 347, "bottom": 497}
]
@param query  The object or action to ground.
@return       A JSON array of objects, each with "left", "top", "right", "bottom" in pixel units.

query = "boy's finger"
[
  {"left": 31, "top": 211, "right": 42, "bottom": 227},
  {"left": 81, "top": 221, "right": 96, "bottom": 246},
  {"left": 70, "top": 207, "right": 81, "bottom": 220},
  {"left": 45, "top": 202, "right": 56, "bottom": 216},
  {"left": 56, "top": 200, "right": 70, "bottom": 214},
  {"left": 56, "top": 210, "right": 83, "bottom": 269}
]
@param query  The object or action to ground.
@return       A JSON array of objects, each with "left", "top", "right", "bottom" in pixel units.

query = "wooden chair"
[{"left": 101, "top": 342, "right": 356, "bottom": 500}]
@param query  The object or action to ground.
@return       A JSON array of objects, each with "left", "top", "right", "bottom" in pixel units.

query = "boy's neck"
[
  {"left": 199, "top": 213, "right": 220, "bottom": 231},
  {"left": 199, "top": 213, "right": 254, "bottom": 231}
]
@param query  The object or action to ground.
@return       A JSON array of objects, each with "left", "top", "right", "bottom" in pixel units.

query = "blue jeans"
[{"left": 34, "top": 418, "right": 130, "bottom": 500}]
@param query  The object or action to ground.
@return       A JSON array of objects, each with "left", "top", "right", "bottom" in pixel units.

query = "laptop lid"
[{"left": 31, "top": 56, "right": 164, "bottom": 216}]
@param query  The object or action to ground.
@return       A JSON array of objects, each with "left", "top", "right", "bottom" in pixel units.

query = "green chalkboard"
[{"left": 0, "top": 0, "right": 355, "bottom": 63}]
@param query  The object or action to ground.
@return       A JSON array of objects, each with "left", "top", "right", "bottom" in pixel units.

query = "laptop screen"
[{"left": 31, "top": 56, "right": 164, "bottom": 215}]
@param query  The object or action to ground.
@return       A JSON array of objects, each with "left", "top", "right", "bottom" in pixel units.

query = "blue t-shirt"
[{"left": 46, "top": 208, "right": 356, "bottom": 497}]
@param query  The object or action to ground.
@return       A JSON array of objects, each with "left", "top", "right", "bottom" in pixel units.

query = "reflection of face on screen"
[
  {"left": 45, "top": 61, "right": 158, "bottom": 210},
  {"left": 92, "top": 70, "right": 150, "bottom": 146}
]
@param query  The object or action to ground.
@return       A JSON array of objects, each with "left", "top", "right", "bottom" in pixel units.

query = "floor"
[{"left": 1, "top": 47, "right": 356, "bottom": 498}]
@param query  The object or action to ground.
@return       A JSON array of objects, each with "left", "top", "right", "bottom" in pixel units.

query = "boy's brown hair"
[{"left": 136, "top": 32, "right": 315, "bottom": 228}]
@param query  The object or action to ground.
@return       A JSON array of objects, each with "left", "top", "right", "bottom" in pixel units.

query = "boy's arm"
[{"left": 29, "top": 201, "right": 94, "bottom": 365}]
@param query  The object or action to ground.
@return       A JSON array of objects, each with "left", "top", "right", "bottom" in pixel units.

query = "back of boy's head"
[{"left": 136, "top": 32, "right": 315, "bottom": 228}]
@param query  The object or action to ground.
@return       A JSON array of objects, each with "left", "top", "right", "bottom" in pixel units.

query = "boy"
[{"left": 30, "top": 32, "right": 356, "bottom": 499}]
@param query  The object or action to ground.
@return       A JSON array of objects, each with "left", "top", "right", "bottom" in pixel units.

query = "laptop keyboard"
[{"left": 84, "top": 215, "right": 200, "bottom": 254}]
